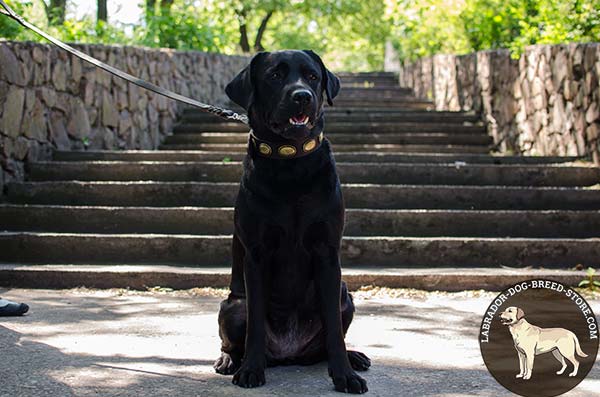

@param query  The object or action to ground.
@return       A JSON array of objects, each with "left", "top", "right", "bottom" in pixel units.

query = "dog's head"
[
  {"left": 499, "top": 306, "right": 525, "bottom": 326},
  {"left": 226, "top": 50, "right": 340, "bottom": 140}
]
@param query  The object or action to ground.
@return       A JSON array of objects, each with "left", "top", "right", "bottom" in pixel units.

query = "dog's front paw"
[
  {"left": 214, "top": 352, "right": 240, "bottom": 375},
  {"left": 232, "top": 363, "right": 265, "bottom": 388},
  {"left": 516, "top": 374, "right": 523, "bottom": 378},
  {"left": 523, "top": 373, "right": 531, "bottom": 380},
  {"left": 329, "top": 369, "right": 368, "bottom": 394}
]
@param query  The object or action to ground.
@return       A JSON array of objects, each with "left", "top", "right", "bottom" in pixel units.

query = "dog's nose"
[{"left": 291, "top": 89, "right": 313, "bottom": 105}]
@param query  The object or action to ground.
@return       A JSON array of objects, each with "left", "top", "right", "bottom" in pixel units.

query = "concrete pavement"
[{"left": 1, "top": 288, "right": 599, "bottom": 397}]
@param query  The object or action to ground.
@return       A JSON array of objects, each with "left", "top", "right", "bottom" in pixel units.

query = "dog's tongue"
[{"left": 292, "top": 114, "right": 306, "bottom": 123}]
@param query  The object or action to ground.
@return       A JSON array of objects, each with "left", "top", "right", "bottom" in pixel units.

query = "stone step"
[
  {"left": 158, "top": 143, "right": 490, "bottom": 153},
  {"left": 336, "top": 94, "right": 415, "bottom": 101},
  {"left": 338, "top": 75, "right": 398, "bottom": 80},
  {"left": 179, "top": 111, "right": 480, "bottom": 124},
  {"left": 164, "top": 132, "right": 492, "bottom": 146},
  {"left": 337, "top": 93, "right": 415, "bottom": 101},
  {"left": 182, "top": 107, "right": 474, "bottom": 116},
  {"left": 336, "top": 71, "right": 398, "bottom": 78},
  {"left": 2, "top": 205, "right": 599, "bottom": 238},
  {"left": 331, "top": 99, "right": 432, "bottom": 109},
  {"left": 7, "top": 181, "right": 600, "bottom": 210},
  {"left": 337, "top": 87, "right": 413, "bottom": 96},
  {"left": 52, "top": 150, "right": 585, "bottom": 165},
  {"left": 0, "top": 265, "right": 592, "bottom": 291},
  {"left": 182, "top": 107, "right": 470, "bottom": 115},
  {"left": 172, "top": 123, "right": 485, "bottom": 134},
  {"left": 339, "top": 77, "right": 398, "bottom": 84},
  {"left": 27, "top": 161, "right": 600, "bottom": 187},
  {"left": 0, "top": 232, "right": 598, "bottom": 267},
  {"left": 338, "top": 79, "right": 400, "bottom": 88},
  {"left": 325, "top": 108, "right": 463, "bottom": 115},
  {"left": 218, "top": 98, "right": 433, "bottom": 110}
]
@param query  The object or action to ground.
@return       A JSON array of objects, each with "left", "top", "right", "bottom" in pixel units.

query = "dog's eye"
[
  {"left": 270, "top": 72, "right": 282, "bottom": 80},
  {"left": 309, "top": 73, "right": 318, "bottom": 81}
]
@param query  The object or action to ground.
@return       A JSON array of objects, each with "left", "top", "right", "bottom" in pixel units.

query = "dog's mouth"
[
  {"left": 289, "top": 113, "right": 310, "bottom": 126},
  {"left": 267, "top": 111, "right": 316, "bottom": 138},
  {"left": 500, "top": 317, "right": 513, "bottom": 325}
]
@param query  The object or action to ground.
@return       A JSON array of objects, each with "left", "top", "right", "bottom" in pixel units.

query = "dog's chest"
[{"left": 268, "top": 248, "right": 313, "bottom": 302}]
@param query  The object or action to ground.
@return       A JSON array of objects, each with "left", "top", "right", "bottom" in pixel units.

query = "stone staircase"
[{"left": 1, "top": 72, "right": 600, "bottom": 273}]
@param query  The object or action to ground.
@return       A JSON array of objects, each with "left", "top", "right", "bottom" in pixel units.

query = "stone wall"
[
  {"left": 0, "top": 41, "right": 249, "bottom": 192},
  {"left": 399, "top": 44, "right": 600, "bottom": 163}
]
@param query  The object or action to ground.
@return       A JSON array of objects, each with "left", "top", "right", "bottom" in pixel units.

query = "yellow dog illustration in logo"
[{"left": 499, "top": 306, "right": 588, "bottom": 380}]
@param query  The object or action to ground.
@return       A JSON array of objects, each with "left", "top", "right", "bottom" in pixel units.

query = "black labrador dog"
[{"left": 213, "top": 50, "right": 370, "bottom": 394}]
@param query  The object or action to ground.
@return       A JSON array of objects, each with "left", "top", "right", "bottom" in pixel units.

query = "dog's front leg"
[
  {"left": 516, "top": 350, "right": 526, "bottom": 378},
  {"left": 314, "top": 243, "right": 368, "bottom": 394},
  {"left": 232, "top": 250, "right": 267, "bottom": 388},
  {"left": 523, "top": 349, "right": 535, "bottom": 380}
]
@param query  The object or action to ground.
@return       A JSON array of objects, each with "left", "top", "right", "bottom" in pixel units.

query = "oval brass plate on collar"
[
  {"left": 303, "top": 139, "right": 317, "bottom": 152},
  {"left": 258, "top": 143, "right": 272, "bottom": 155},
  {"left": 278, "top": 145, "right": 297, "bottom": 156}
]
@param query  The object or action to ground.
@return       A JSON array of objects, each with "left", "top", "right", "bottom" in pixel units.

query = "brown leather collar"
[{"left": 249, "top": 131, "right": 324, "bottom": 159}]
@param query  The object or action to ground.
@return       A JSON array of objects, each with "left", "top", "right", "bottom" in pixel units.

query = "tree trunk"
[
  {"left": 253, "top": 11, "right": 273, "bottom": 52},
  {"left": 237, "top": 9, "right": 251, "bottom": 53},
  {"left": 44, "top": 0, "right": 67, "bottom": 25},
  {"left": 97, "top": 0, "right": 108, "bottom": 23}
]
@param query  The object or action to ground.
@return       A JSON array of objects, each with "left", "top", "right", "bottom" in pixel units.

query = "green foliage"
[
  {"left": 0, "top": 1, "right": 34, "bottom": 39},
  {"left": 2, "top": 0, "right": 599, "bottom": 70},
  {"left": 0, "top": 0, "right": 388, "bottom": 70},
  {"left": 136, "top": 2, "right": 235, "bottom": 52},
  {"left": 579, "top": 267, "right": 600, "bottom": 292},
  {"left": 58, "top": 18, "right": 132, "bottom": 45},
  {"left": 460, "top": 0, "right": 529, "bottom": 52},
  {"left": 266, "top": 0, "right": 389, "bottom": 70},
  {"left": 387, "top": 0, "right": 600, "bottom": 61},
  {"left": 461, "top": 0, "right": 600, "bottom": 55},
  {"left": 386, "top": 0, "right": 472, "bottom": 61}
]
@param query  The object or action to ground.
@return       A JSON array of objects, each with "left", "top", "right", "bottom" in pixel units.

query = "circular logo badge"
[{"left": 480, "top": 279, "right": 598, "bottom": 397}]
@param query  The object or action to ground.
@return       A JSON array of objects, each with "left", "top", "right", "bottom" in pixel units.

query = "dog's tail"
[{"left": 574, "top": 335, "right": 588, "bottom": 357}]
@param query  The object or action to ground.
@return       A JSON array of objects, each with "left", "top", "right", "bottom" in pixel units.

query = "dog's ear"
[
  {"left": 225, "top": 52, "right": 267, "bottom": 110},
  {"left": 303, "top": 50, "right": 340, "bottom": 106},
  {"left": 516, "top": 307, "right": 525, "bottom": 320}
]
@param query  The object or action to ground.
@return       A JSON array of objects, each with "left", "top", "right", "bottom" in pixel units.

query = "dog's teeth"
[{"left": 289, "top": 116, "right": 309, "bottom": 126}]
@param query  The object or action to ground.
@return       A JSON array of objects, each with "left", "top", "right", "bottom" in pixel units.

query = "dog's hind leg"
[
  {"left": 552, "top": 349, "right": 568, "bottom": 375},
  {"left": 215, "top": 233, "right": 248, "bottom": 375},
  {"left": 214, "top": 297, "right": 246, "bottom": 375},
  {"left": 564, "top": 353, "right": 580, "bottom": 377},
  {"left": 566, "top": 355, "right": 580, "bottom": 377},
  {"left": 347, "top": 351, "right": 371, "bottom": 372},
  {"left": 556, "top": 340, "right": 580, "bottom": 377}
]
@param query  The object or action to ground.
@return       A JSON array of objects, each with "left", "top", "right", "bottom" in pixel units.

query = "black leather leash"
[{"left": 0, "top": 0, "right": 249, "bottom": 125}]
